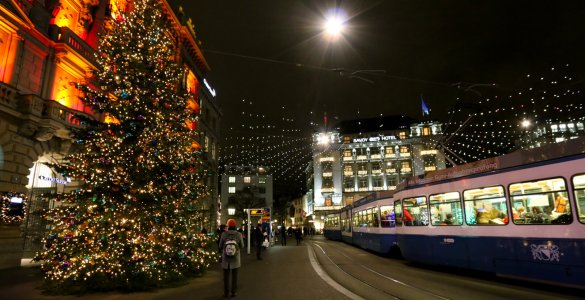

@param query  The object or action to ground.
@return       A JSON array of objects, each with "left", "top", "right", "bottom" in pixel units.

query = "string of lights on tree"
[
  {"left": 33, "top": 0, "right": 216, "bottom": 293},
  {"left": 435, "top": 64, "right": 584, "bottom": 166},
  {"left": 0, "top": 192, "right": 27, "bottom": 224}
]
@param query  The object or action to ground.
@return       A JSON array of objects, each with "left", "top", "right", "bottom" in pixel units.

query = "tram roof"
[{"left": 399, "top": 136, "right": 585, "bottom": 189}]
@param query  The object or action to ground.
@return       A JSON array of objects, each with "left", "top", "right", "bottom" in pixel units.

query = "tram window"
[
  {"left": 463, "top": 186, "right": 508, "bottom": 225},
  {"left": 510, "top": 177, "right": 571, "bottom": 225},
  {"left": 394, "top": 200, "right": 403, "bottom": 226},
  {"left": 353, "top": 212, "right": 359, "bottom": 227},
  {"left": 402, "top": 196, "right": 429, "bottom": 226},
  {"left": 429, "top": 192, "right": 462, "bottom": 226},
  {"left": 380, "top": 205, "right": 396, "bottom": 228},
  {"left": 572, "top": 174, "right": 585, "bottom": 224}
]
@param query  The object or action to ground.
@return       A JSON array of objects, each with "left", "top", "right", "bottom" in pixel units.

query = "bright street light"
[{"left": 322, "top": 10, "right": 347, "bottom": 41}]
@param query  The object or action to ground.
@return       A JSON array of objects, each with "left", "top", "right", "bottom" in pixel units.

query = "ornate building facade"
[
  {"left": 309, "top": 116, "right": 446, "bottom": 226},
  {"left": 0, "top": 0, "right": 220, "bottom": 268}
]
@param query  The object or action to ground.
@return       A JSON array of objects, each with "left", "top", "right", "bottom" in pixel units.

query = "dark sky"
[
  {"left": 164, "top": 0, "right": 585, "bottom": 195},
  {"left": 167, "top": 0, "right": 585, "bottom": 134}
]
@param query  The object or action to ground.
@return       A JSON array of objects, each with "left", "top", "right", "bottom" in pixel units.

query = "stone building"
[{"left": 0, "top": 0, "right": 220, "bottom": 268}]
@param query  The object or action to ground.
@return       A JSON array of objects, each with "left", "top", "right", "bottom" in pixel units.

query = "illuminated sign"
[
  {"left": 38, "top": 175, "right": 70, "bottom": 185},
  {"left": 351, "top": 135, "right": 396, "bottom": 143},
  {"left": 204, "top": 78, "right": 216, "bottom": 97},
  {"left": 249, "top": 209, "right": 263, "bottom": 216}
]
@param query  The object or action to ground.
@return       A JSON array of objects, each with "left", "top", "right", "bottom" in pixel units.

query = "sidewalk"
[{"left": 0, "top": 236, "right": 349, "bottom": 300}]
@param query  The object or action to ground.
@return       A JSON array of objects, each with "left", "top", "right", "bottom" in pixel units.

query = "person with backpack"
[{"left": 219, "top": 219, "right": 244, "bottom": 297}]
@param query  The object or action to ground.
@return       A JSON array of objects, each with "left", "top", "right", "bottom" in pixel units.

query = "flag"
[{"left": 421, "top": 95, "right": 430, "bottom": 117}]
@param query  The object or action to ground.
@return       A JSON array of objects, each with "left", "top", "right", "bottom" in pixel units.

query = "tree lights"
[{"left": 33, "top": 0, "right": 216, "bottom": 293}]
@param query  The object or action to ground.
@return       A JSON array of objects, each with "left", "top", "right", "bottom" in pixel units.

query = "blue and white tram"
[
  {"left": 393, "top": 149, "right": 585, "bottom": 287},
  {"left": 340, "top": 205, "right": 353, "bottom": 244},
  {"left": 351, "top": 192, "right": 398, "bottom": 254},
  {"left": 323, "top": 212, "right": 341, "bottom": 240}
]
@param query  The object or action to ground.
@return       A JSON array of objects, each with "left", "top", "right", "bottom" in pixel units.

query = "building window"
[
  {"left": 385, "top": 161, "right": 397, "bottom": 173},
  {"left": 343, "top": 165, "right": 354, "bottom": 176},
  {"left": 372, "top": 176, "right": 383, "bottom": 190},
  {"left": 259, "top": 176, "right": 266, "bottom": 184},
  {"left": 385, "top": 146, "right": 395, "bottom": 156},
  {"left": 422, "top": 127, "right": 431, "bottom": 136},
  {"left": 358, "top": 177, "right": 368, "bottom": 191},
  {"left": 228, "top": 187, "right": 236, "bottom": 194},
  {"left": 401, "top": 161, "right": 412, "bottom": 173},
  {"left": 228, "top": 207, "right": 235, "bottom": 215},
  {"left": 386, "top": 175, "right": 398, "bottom": 190},
  {"left": 344, "top": 178, "right": 354, "bottom": 192},
  {"left": 229, "top": 176, "right": 236, "bottom": 183},
  {"left": 343, "top": 149, "right": 352, "bottom": 157},
  {"left": 399, "top": 131, "right": 406, "bottom": 139},
  {"left": 244, "top": 176, "right": 251, "bottom": 183},
  {"left": 343, "top": 136, "right": 351, "bottom": 144},
  {"left": 356, "top": 148, "right": 367, "bottom": 160}
]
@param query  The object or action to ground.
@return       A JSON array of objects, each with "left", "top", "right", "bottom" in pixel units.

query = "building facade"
[
  {"left": 220, "top": 165, "right": 273, "bottom": 227},
  {"left": 311, "top": 116, "right": 446, "bottom": 218},
  {"left": 0, "top": 0, "right": 220, "bottom": 268}
]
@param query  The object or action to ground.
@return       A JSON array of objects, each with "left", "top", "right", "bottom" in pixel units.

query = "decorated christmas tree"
[{"left": 34, "top": 0, "right": 216, "bottom": 293}]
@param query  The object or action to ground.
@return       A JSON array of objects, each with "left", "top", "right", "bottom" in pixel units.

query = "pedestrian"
[
  {"left": 280, "top": 225, "right": 287, "bottom": 246},
  {"left": 219, "top": 219, "right": 244, "bottom": 298},
  {"left": 216, "top": 224, "right": 226, "bottom": 251},
  {"left": 254, "top": 223, "right": 263, "bottom": 260},
  {"left": 295, "top": 227, "right": 302, "bottom": 245}
]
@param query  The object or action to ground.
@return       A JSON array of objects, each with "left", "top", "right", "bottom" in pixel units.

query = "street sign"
[{"left": 249, "top": 209, "right": 263, "bottom": 216}]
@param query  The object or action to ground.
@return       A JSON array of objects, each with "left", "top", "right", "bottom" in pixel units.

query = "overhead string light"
[{"left": 442, "top": 64, "right": 585, "bottom": 165}]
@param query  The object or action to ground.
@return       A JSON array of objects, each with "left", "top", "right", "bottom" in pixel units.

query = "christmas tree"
[{"left": 34, "top": 0, "right": 217, "bottom": 293}]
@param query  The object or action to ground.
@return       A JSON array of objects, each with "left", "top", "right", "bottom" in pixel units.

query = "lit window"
[
  {"left": 228, "top": 187, "right": 235, "bottom": 193},
  {"left": 422, "top": 127, "right": 431, "bottom": 136},
  {"left": 399, "top": 132, "right": 406, "bottom": 139},
  {"left": 229, "top": 176, "right": 236, "bottom": 183},
  {"left": 244, "top": 176, "right": 251, "bottom": 183},
  {"left": 228, "top": 208, "right": 235, "bottom": 215},
  {"left": 259, "top": 176, "right": 266, "bottom": 184}
]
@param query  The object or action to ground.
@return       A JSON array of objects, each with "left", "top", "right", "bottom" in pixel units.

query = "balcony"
[
  {"left": 343, "top": 171, "right": 354, "bottom": 176},
  {"left": 356, "top": 155, "right": 367, "bottom": 161},
  {"left": 322, "top": 172, "right": 333, "bottom": 177},
  {"left": 343, "top": 156, "right": 354, "bottom": 161},
  {"left": 370, "top": 154, "right": 382, "bottom": 160},
  {"left": 51, "top": 26, "right": 97, "bottom": 66},
  {"left": 1, "top": 82, "right": 93, "bottom": 141}
]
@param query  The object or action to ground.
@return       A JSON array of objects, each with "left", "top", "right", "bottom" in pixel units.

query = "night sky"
[{"left": 166, "top": 0, "right": 585, "bottom": 194}]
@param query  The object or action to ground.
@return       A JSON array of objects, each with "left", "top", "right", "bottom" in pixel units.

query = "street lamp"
[{"left": 322, "top": 10, "right": 347, "bottom": 41}]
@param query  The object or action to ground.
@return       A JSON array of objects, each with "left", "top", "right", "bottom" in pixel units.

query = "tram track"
[{"left": 309, "top": 240, "right": 451, "bottom": 300}]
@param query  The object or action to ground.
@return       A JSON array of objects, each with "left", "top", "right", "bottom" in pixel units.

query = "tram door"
[{"left": 22, "top": 188, "right": 56, "bottom": 262}]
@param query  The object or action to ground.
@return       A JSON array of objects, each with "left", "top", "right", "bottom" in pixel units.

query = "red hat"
[{"left": 227, "top": 219, "right": 237, "bottom": 228}]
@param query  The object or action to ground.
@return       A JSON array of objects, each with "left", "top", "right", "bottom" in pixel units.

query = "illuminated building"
[
  {"left": 220, "top": 165, "right": 273, "bottom": 227},
  {"left": 310, "top": 116, "right": 446, "bottom": 215},
  {"left": 0, "top": 0, "right": 220, "bottom": 268}
]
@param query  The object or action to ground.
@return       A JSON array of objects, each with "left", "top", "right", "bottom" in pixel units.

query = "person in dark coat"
[
  {"left": 294, "top": 227, "right": 302, "bottom": 245},
  {"left": 280, "top": 225, "right": 287, "bottom": 246},
  {"left": 254, "top": 223, "right": 263, "bottom": 260},
  {"left": 219, "top": 219, "right": 244, "bottom": 297}
]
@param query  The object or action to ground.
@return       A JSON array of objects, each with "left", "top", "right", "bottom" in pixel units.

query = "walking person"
[
  {"left": 254, "top": 223, "right": 263, "bottom": 260},
  {"left": 280, "top": 225, "right": 287, "bottom": 246},
  {"left": 295, "top": 227, "right": 302, "bottom": 245},
  {"left": 219, "top": 219, "right": 244, "bottom": 297}
]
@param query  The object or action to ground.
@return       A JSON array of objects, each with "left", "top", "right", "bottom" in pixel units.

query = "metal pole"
[{"left": 246, "top": 209, "right": 251, "bottom": 254}]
